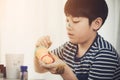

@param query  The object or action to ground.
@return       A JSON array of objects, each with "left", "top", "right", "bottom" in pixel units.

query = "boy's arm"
[
  {"left": 34, "top": 56, "right": 78, "bottom": 80},
  {"left": 39, "top": 53, "right": 78, "bottom": 80},
  {"left": 60, "top": 64, "right": 78, "bottom": 80}
]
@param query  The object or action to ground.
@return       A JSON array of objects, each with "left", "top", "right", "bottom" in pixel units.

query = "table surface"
[{"left": 0, "top": 78, "right": 45, "bottom": 80}]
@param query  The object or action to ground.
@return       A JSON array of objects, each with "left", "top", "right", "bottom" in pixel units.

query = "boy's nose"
[
  {"left": 66, "top": 26, "right": 72, "bottom": 31},
  {"left": 66, "top": 22, "right": 72, "bottom": 27},
  {"left": 68, "top": 23, "right": 71, "bottom": 27}
]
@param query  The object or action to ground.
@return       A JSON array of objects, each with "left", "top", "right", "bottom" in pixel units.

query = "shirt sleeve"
[
  {"left": 88, "top": 49, "right": 118, "bottom": 80},
  {"left": 50, "top": 42, "right": 67, "bottom": 60}
]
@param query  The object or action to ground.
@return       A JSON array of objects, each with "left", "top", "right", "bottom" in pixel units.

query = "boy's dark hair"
[{"left": 64, "top": 0, "right": 108, "bottom": 25}]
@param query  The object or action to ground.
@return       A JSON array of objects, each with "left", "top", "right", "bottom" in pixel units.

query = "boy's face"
[{"left": 66, "top": 16, "right": 96, "bottom": 44}]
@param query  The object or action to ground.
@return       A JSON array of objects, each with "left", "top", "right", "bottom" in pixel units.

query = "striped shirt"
[{"left": 51, "top": 34, "right": 120, "bottom": 80}]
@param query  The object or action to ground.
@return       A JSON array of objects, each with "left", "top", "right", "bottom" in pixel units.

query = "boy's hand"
[
  {"left": 36, "top": 36, "right": 52, "bottom": 48},
  {"left": 39, "top": 53, "right": 65, "bottom": 74}
]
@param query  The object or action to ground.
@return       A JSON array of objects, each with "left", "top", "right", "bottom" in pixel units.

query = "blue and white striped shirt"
[{"left": 51, "top": 34, "right": 120, "bottom": 80}]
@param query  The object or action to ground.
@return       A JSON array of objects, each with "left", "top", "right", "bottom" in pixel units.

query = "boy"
[{"left": 34, "top": 0, "right": 120, "bottom": 80}]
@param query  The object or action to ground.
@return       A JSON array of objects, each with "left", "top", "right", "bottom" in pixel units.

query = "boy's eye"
[
  {"left": 72, "top": 17, "right": 80, "bottom": 23},
  {"left": 72, "top": 21, "right": 80, "bottom": 23}
]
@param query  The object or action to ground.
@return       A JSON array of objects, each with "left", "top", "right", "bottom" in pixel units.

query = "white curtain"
[
  {"left": 0, "top": 0, "right": 66, "bottom": 79},
  {"left": 99, "top": 0, "right": 120, "bottom": 55},
  {"left": 0, "top": 0, "right": 119, "bottom": 79},
  {"left": 115, "top": 0, "right": 120, "bottom": 54}
]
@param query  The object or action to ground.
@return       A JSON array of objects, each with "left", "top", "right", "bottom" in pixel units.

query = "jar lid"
[{"left": 20, "top": 66, "right": 28, "bottom": 72}]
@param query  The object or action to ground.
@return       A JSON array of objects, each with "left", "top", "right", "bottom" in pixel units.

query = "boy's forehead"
[
  {"left": 67, "top": 15, "right": 87, "bottom": 19},
  {"left": 66, "top": 16, "right": 87, "bottom": 21}
]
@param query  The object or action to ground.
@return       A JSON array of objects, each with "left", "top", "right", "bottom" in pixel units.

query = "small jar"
[{"left": 20, "top": 66, "right": 28, "bottom": 80}]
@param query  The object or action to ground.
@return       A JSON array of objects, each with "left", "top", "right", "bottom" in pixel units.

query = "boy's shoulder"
[
  {"left": 94, "top": 34, "right": 119, "bottom": 58},
  {"left": 95, "top": 34, "right": 115, "bottom": 51}
]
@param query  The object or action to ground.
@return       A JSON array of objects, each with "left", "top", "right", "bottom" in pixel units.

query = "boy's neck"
[{"left": 77, "top": 33, "right": 97, "bottom": 57}]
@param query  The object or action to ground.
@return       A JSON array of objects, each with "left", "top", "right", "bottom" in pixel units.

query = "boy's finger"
[{"left": 46, "top": 36, "right": 52, "bottom": 46}]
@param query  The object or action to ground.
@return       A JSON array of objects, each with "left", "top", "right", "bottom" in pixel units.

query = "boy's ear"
[{"left": 92, "top": 17, "right": 103, "bottom": 31}]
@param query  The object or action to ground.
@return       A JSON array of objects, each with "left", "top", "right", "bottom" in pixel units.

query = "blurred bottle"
[
  {"left": 0, "top": 64, "right": 6, "bottom": 79},
  {"left": 20, "top": 66, "right": 28, "bottom": 80}
]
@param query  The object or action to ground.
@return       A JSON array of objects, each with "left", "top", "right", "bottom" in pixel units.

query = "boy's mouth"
[
  {"left": 67, "top": 33, "right": 74, "bottom": 39},
  {"left": 67, "top": 32, "right": 73, "bottom": 36}
]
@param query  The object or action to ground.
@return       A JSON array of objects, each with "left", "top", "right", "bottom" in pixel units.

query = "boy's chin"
[{"left": 69, "top": 40, "right": 78, "bottom": 44}]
